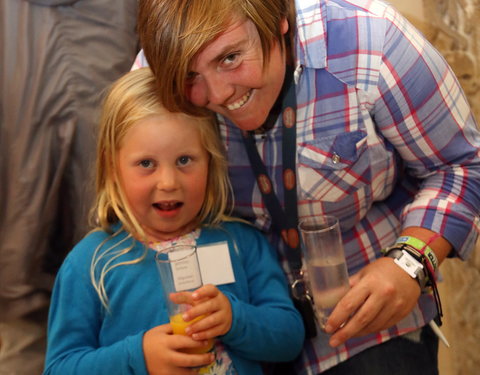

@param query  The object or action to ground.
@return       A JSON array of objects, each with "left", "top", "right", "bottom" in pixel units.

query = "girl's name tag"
[{"left": 197, "top": 242, "right": 235, "bottom": 286}]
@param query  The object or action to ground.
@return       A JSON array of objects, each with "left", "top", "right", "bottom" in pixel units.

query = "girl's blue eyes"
[
  {"left": 139, "top": 160, "right": 154, "bottom": 168},
  {"left": 177, "top": 156, "right": 191, "bottom": 166},
  {"left": 138, "top": 156, "right": 191, "bottom": 168}
]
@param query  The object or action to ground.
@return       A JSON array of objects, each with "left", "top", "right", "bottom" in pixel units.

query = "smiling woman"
[{"left": 136, "top": 0, "right": 480, "bottom": 374}]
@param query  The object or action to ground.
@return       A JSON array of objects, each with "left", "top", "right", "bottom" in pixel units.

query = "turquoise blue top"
[{"left": 43, "top": 221, "right": 305, "bottom": 374}]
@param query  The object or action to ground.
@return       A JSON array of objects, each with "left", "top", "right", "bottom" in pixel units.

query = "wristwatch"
[{"left": 384, "top": 246, "right": 428, "bottom": 291}]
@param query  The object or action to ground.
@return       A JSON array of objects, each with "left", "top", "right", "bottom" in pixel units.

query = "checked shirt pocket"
[{"left": 297, "top": 130, "right": 373, "bottom": 227}]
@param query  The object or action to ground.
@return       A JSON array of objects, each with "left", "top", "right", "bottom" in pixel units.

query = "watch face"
[
  {"left": 385, "top": 245, "right": 428, "bottom": 289},
  {"left": 395, "top": 251, "right": 428, "bottom": 289},
  {"left": 384, "top": 247, "right": 403, "bottom": 259},
  {"left": 397, "top": 250, "right": 423, "bottom": 275}
]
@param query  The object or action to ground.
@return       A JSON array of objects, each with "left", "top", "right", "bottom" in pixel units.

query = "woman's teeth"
[{"left": 226, "top": 91, "right": 251, "bottom": 110}]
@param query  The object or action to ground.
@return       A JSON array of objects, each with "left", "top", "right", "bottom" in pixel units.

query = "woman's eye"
[
  {"left": 177, "top": 155, "right": 191, "bottom": 166},
  {"left": 186, "top": 71, "right": 198, "bottom": 83},
  {"left": 139, "top": 159, "right": 154, "bottom": 168},
  {"left": 223, "top": 53, "right": 240, "bottom": 67}
]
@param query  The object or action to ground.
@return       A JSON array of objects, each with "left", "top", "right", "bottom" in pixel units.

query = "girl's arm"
[
  {"left": 43, "top": 243, "right": 212, "bottom": 375},
  {"left": 217, "top": 223, "right": 305, "bottom": 362},
  {"left": 43, "top": 258, "right": 148, "bottom": 375}
]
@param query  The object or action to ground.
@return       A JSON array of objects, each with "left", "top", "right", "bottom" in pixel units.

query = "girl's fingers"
[
  {"left": 192, "top": 284, "right": 218, "bottom": 300},
  {"left": 170, "top": 291, "right": 195, "bottom": 305}
]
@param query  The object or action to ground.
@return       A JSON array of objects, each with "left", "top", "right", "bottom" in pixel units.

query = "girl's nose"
[{"left": 156, "top": 167, "right": 177, "bottom": 191}]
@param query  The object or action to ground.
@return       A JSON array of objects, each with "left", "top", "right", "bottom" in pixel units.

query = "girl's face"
[{"left": 117, "top": 114, "right": 209, "bottom": 242}]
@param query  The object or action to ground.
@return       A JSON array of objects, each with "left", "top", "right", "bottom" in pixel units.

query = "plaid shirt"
[
  {"left": 133, "top": 0, "right": 480, "bottom": 372},
  {"left": 217, "top": 0, "right": 480, "bottom": 373}
]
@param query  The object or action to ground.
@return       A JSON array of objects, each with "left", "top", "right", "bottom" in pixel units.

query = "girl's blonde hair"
[
  {"left": 91, "top": 67, "right": 232, "bottom": 308},
  {"left": 137, "top": 0, "right": 295, "bottom": 116}
]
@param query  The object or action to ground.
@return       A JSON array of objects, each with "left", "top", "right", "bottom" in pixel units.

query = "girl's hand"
[
  {"left": 143, "top": 324, "right": 215, "bottom": 375},
  {"left": 170, "top": 284, "right": 232, "bottom": 341}
]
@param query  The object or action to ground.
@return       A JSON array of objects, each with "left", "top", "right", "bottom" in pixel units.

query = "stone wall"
[{"left": 389, "top": 1, "right": 480, "bottom": 374}]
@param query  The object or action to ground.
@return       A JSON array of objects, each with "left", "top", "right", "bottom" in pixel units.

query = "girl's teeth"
[
  {"left": 155, "top": 202, "right": 181, "bottom": 210},
  {"left": 227, "top": 91, "right": 251, "bottom": 110}
]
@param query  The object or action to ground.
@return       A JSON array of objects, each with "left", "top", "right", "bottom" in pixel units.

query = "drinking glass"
[
  {"left": 155, "top": 244, "right": 214, "bottom": 354},
  {"left": 298, "top": 215, "right": 350, "bottom": 330}
]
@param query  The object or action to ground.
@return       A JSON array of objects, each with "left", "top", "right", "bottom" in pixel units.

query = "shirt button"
[{"left": 332, "top": 152, "right": 341, "bottom": 164}]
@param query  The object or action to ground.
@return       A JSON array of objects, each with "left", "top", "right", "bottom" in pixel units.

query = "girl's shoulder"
[
  {"left": 63, "top": 226, "right": 135, "bottom": 267},
  {"left": 215, "top": 219, "right": 264, "bottom": 239},
  {"left": 76, "top": 226, "right": 125, "bottom": 249},
  {"left": 201, "top": 220, "right": 270, "bottom": 250},
  {"left": 219, "top": 219, "right": 253, "bottom": 231}
]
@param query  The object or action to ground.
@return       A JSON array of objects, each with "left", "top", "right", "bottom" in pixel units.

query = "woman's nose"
[
  {"left": 205, "top": 73, "right": 234, "bottom": 105},
  {"left": 189, "top": 72, "right": 234, "bottom": 107}
]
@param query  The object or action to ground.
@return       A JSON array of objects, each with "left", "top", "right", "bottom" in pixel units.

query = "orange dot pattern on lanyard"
[
  {"left": 282, "top": 228, "right": 300, "bottom": 249},
  {"left": 257, "top": 174, "right": 272, "bottom": 195},
  {"left": 283, "top": 168, "right": 295, "bottom": 191},
  {"left": 283, "top": 106, "right": 295, "bottom": 128}
]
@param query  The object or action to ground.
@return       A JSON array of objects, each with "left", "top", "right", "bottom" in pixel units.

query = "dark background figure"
[{"left": 0, "top": 1, "right": 138, "bottom": 373}]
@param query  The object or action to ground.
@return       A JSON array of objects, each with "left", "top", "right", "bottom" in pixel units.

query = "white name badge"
[{"left": 197, "top": 242, "right": 235, "bottom": 286}]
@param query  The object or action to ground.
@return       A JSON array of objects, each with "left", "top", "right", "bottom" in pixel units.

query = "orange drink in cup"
[
  {"left": 169, "top": 313, "right": 215, "bottom": 354},
  {"left": 155, "top": 245, "right": 215, "bottom": 355}
]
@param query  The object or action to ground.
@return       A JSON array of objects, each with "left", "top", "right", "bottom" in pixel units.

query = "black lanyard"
[
  {"left": 241, "top": 67, "right": 301, "bottom": 269},
  {"left": 241, "top": 67, "right": 317, "bottom": 338}
]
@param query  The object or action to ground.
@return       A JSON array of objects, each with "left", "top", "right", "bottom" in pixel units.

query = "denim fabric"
[{"left": 322, "top": 325, "right": 439, "bottom": 375}]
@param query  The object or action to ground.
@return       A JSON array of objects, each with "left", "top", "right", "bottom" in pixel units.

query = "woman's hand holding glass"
[{"left": 324, "top": 257, "right": 421, "bottom": 347}]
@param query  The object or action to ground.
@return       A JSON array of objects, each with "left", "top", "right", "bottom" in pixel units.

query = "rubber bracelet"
[{"left": 395, "top": 235, "right": 439, "bottom": 272}]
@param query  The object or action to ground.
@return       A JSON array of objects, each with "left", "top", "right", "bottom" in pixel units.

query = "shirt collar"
[{"left": 294, "top": 0, "right": 328, "bottom": 70}]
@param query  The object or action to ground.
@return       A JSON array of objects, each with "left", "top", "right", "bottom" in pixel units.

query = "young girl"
[{"left": 43, "top": 68, "right": 304, "bottom": 375}]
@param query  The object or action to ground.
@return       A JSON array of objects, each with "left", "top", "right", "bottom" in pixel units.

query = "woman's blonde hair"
[
  {"left": 137, "top": 0, "right": 295, "bottom": 116},
  {"left": 90, "top": 67, "right": 232, "bottom": 308}
]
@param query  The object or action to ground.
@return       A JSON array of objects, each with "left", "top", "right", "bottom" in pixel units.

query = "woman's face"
[{"left": 185, "top": 18, "right": 288, "bottom": 131}]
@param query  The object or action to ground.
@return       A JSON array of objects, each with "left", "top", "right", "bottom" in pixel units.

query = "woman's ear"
[{"left": 280, "top": 16, "right": 289, "bottom": 35}]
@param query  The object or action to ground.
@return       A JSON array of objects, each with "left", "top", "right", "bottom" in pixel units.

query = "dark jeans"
[
  {"left": 322, "top": 325, "right": 439, "bottom": 375},
  {"left": 272, "top": 325, "right": 439, "bottom": 375}
]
